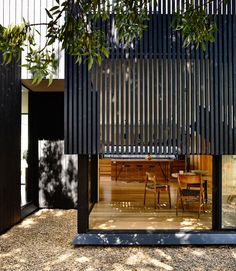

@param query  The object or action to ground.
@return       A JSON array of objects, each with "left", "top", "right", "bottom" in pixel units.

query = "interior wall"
[
  {"left": 0, "top": 57, "right": 21, "bottom": 233},
  {"left": 190, "top": 155, "right": 212, "bottom": 172},
  {"left": 190, "top": 155, "right": 213, "bottom": 197}
]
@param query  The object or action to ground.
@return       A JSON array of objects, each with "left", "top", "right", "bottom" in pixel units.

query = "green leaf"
[
  {"left": 52, "top": 10, "right": 61, "bottom": 15},
  {"left": 97, "top": 54, "right": 102, "bottom": 65},
  {"left": 2, "top": 53, "right": 7, "bottom": 63},
  {"left": 50, "top": 5, "right": 59, "bottom": 12},
  {"left": 17, "top": 50, "right": 21, "bottom": 62},
  {"left": 102, "top": 47, "right": 109, "bottom": 58},
  {"left": 61, "top": 1, "right": 68, "bottom": 7},
  {"left": 32, "top": 73, "right": 38, "bottom": 85},
  {"left": 76, "top": 55, "right": 82, "bottom": 65},
  {"left": 88, "top": 55, "right": 93, "bottom": 70},
  {"left": 6, "top": 52, "right": 12, "bottom": 64},
  {"left": 45, "top": 9, "right": 53, "bottom": 19},
  {"left": 48, "top": 38, "right": 55, "bottom": 46},
  {"left": 37, "top": 74, "right": 43, "bottom": 85},
  {"left": 48, "top": 74, "right": 53, "bottom": 86},
  {"left": 201, "top": 42, "right": 206, "bottom": 51}
]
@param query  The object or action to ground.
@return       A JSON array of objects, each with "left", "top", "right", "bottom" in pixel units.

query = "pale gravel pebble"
[{"left": 0, "top": 209, "right": 236, "bottom": 271}]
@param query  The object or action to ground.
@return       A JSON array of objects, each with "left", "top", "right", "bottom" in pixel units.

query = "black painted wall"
[
  {"left": 28, "top": 92, "right": 64, "bottom": 141},
  {"left": 0, "top": 57, "right": 21, "bottom": 233}
]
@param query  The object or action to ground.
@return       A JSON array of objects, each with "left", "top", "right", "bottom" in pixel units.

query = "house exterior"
[{"left": 1, "top": 0, "right": 236, "bottom": 245}]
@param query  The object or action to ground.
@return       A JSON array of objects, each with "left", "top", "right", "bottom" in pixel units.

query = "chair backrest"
[
  {"left": 146, "top": 171, "right": 156, "bottom": 179},
  {"left": 145, "top": 172, "right": 157, "bottom": 185},
  {"left": 177, "top": 174, "right": 203, "bottom": 190}
]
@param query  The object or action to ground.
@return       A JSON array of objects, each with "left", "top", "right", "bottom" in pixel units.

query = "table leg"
[{"left": 204, "top": 180, "right": 208, "bottom": 203}]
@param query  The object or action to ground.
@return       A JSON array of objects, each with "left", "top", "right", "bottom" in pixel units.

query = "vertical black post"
[
  {"left": 157, "top": 0, "right": 162, "bottom": 154},
  {"left": 233, "top": 3, "right": 236, "bottom": 153},
  {"left": 153, "top": 4, "right": 157, "bottom": 154},
  {"left": 212, "top": 155, "right": 222, "bottom": 230},
  {"left": 91, "top": 155, "right": 98, "bottom": 204},
  {"left": 77, "top": 155, "right": 89, "bottom": 233},
  {"left": 148, "top": 3, "right": 153, "bottom": 152},
  {"left": 0, "top": 57, "right": 21, "bottom": 233}
]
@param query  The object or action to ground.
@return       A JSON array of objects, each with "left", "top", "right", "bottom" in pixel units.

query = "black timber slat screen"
[
  {"left": 0, "top": 56, "right": 21, "bottom": 233},
  {"left": 65, "top": 55, "right": 99, "bottom": 154},
  {"left": 65, "top": 0, "right": 236, "bottom": 155}
]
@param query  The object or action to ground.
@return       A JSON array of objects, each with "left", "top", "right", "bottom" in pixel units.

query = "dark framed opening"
[
  {"left": 21, "top": 82, "right": 65, "bottom": 218},
  {"left": 74, "top": 155, "right": 236, "bottom": 245},
  {"left": 90, "top": 154, "right": 212, "bottom": 231}
]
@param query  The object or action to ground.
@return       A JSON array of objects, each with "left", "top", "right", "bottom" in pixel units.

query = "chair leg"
[
  {"left": 157, "top": 191, "right": 160, "bottom": 207},
  {"left": 202, "top": 193, "right": 205, "bottom": 213},
  {"left": 154, "top": 190, "right": 157, "bottom": 209},
  {"left": 198, "top": 197, "right": 202, "bottom": 218},
  {"left": 144, "top": 187, "right": 147, "bottom": 205},
  {"left": 168, "top": 186, "right": 171, "bottom": 209},
  {"left": 181, "top": 199, "right": 184, "bottom": 212},
  {"left": 176, "top": 194, "right": 179, "bottom": 216},
  {"left": 198, "top": 206, "right": 201, "bottom": 218}
]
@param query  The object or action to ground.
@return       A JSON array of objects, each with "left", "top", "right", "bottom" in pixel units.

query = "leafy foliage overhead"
[
  {"left": 0, "top": 0, "right": 231, "bottom": 84},
  {"left": 172, "top": 0, "right": 231, "bottom": 50}
]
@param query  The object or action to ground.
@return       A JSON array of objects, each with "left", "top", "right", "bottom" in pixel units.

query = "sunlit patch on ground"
[{"left": 18, "top": 218, "right": 36, "bottom": 228}]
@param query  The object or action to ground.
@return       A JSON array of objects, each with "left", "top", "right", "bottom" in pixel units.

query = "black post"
[
  {"left": 212, "top": 155, "right": 222, "bottom": 230},
  {"left": 77, "top": 154, "right": 89, "bottom": 233},
  {"left": 0, "top": 57, "right": 21, "bottom": 233},
  {"left": 91, "top": 155, "right": 98, "bottom": 204}
]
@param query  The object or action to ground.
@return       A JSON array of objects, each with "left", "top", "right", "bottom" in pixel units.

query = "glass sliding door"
[
  {"left": 222, "top": 155, "right": 236, "bottom": 228},
  {"left": 21, "top": 88, "right": 29, "bottom": 206}
]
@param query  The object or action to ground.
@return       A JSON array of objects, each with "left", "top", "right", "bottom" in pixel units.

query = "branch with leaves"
[
  {"left": 172, "top": 0, "right": 231, "bottom": 50},
  {"left": 0, "top": 0, "right": 231, "bottom": 85}
]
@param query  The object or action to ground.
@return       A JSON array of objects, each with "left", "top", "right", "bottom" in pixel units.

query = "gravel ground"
[{"left": 0, "top": 209, "right": 236, "bottom": 271}]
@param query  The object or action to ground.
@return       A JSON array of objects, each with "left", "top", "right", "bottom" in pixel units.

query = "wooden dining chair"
[
  {"left": 144, "top": 172, "right": 171, "bottom": 209},
  {"left": 176, "top": 174, "right": 205, "bottom": 218}
]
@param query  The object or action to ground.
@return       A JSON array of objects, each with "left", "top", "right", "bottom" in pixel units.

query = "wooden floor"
[{"left": 89, "top": 176, "right": 212, "bottom": 230}]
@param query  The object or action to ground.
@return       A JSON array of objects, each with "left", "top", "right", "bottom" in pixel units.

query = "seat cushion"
[
  {"left": 147, "top": 183, "right": 167, "bottom": 189},
  {"left": 181, "top": 189, "right": 200, "bottom": 197}
]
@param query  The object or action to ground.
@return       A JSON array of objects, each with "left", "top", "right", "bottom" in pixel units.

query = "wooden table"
[{"left": 111, "top": 159, "right": 174, "bottom": 182}]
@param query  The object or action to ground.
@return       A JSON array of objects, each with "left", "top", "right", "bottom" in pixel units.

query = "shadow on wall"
[{"left": 39, "top": 141, "right": 78, "bottom": 208}]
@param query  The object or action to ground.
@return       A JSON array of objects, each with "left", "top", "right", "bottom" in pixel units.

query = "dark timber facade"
[
  {"left": 1, "top": 0, "right": 236, "bottom": 245},
  {"left": 0, "top": 55, "right": 21, "bottom": 233},
  {"left": 65, "top": 1, "right": 236, "bottom": 245}
]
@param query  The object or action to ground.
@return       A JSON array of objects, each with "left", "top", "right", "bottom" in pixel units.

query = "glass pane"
[
  {"left": 90, "top": 155, "right": 212, "bottom": 230},
  {"left": 222, "top": 155, "right": 236, "bottom": 228},
  {"left": 21, "top": 88, "right": 29, "bottom": 206}
]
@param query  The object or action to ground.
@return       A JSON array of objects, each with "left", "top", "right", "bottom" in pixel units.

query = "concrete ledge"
[{"left": 73, "top": 231, "right": 236, "bottom": 246}]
